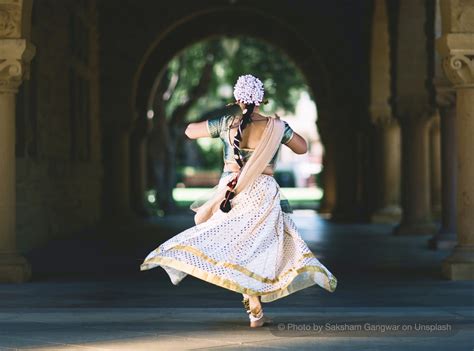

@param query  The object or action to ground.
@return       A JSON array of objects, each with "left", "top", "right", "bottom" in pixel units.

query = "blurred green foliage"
[
  {"left": 164, "top": 36, "right": 309, "bottom": 119},
  {"left": 162, "top": 36, "right": 309, "bottom": 170}
]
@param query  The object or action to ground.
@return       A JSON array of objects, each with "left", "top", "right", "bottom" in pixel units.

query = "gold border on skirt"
[
  {"left": 140, "top": 245, "right": 338, "bottom": 302},
  {"left": 141, "top": 255, "right": 337, "bottom": 302}
]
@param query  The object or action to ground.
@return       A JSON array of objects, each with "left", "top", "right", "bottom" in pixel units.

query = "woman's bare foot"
[
  {"left": 250, "top": 315, "right": 272, "bottom": 328},
  {"left": 248, "top": 295, "right": 270, "bottom": 328}
]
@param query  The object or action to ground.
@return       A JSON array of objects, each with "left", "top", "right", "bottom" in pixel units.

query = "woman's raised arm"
[
  {"left": 284, "top": 132, "right": 308, "bottom": 154},
  {"left": 185, "top": 104, "right": 239, "bottom": 139},
  {"left": 184, "top": 121, "right": 211, "bottom": 139}
]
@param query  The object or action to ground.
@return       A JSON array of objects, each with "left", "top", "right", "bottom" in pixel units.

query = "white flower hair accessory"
[{"left": 233, "top": 74, "right": 265, "bottom": 106}]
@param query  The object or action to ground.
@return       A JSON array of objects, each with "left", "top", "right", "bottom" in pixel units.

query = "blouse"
[{"left": 206, "top": 105, "right": 295, "bottom": 168}]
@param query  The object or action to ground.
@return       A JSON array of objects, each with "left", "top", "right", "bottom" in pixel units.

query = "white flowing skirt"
[{"left": 140, "top": 173, "right": 338, "bottom": 303}]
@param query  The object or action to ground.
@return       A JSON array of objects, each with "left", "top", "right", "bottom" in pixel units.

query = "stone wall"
[{"left": 15, "top": 0, "right": 102, "bottom": 253}]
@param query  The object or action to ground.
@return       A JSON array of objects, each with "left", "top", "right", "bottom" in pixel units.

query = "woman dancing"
[{"left": 140, "top": 74, "right": 337, "bottom": 328}]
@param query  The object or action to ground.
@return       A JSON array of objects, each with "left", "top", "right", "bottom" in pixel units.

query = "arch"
[
  {"left": 128, "top": 6, "right": 335, "bottom": 215},
  {"left": 132, "top": 6, "right": 334, "bottom": 119}
]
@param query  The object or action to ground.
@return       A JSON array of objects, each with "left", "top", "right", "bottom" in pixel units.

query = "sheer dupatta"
[{"left": 191, "top": 116, "right": 285, "bottom": 225}]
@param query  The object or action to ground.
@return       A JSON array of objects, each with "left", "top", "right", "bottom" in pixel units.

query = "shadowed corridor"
[{"left": 0, "top": 212, "right": 472, "bottom": 350}]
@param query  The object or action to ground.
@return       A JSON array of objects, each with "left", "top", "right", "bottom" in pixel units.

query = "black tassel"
[
  {"left": 220, "top": 189, "right": 236, "bottom": 212},
  {"left": 220, "top": 199, "right": 232, "bottom": 213}
]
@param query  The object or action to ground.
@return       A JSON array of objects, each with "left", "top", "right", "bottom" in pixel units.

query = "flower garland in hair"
[{"left": 233, "top": 74, "right": 265, "bottom": 106}]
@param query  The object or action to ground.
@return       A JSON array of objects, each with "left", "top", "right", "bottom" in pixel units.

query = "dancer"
[{"left": 140, "top": 74, "right": 337, "bottom": 328}]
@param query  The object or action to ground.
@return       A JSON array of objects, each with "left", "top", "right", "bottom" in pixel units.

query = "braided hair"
[{"left": 219, "top": 103, "right": 256, "bottom": 212}]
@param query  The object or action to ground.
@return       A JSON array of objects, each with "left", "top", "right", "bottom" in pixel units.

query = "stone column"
[
  {"left": 331, "top": 126, "right": 359, "bottom": 221},
  {"left": 319, "top": 140, "right": 336, "bottom": 215},
  {"left": 428, "top": 102, "right": 457, "bottom": 249},
  {"left": 436, "top": 0, "right": 474, "bottom": 279},
  {"left": 429, "top": 113, "right": 442, "bottom": 220},
  {"left": 394, "top": 114, "right": 437, "bottom": 235},
  {"left": 130, "top": 114, "right": 152, "bottom": 216},
  {"left": 392, "top": 0, "right": 437, "bottom": 235},
  {"left": 369, "top": 0, "right": 402, "bottom": 223},
  {"left": 437, "top": 33, "right": 474, "bottom": 280},
  {"left": 428, "top": 0, "right": 458, "bottom": 249},
  {"left": 319, "top": 108, "right": 359, "bottom": 222},
  {"left": 0, "top": 38, "right": 35, "bottom": 282},
  {"left": 371, "top": 118, "right": 402, "bottom": 223},
  {"left": 317, "top": 110, "right": 337, "bottom": 216},
  {"left": 102, "top": 125, "right": 133, "bottom": 219}
]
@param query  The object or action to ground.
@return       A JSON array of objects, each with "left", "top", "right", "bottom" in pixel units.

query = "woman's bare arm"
[
  {"left": 184, "top": 121, "right": 210, "bottom": 139},
  {"left": 285, "top": 132, "right": 308, "bottom": 154}
]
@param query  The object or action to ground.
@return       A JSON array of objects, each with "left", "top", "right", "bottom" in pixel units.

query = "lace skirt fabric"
[{"left": 140, "top": 173, "right": 337, "bottom": 302}]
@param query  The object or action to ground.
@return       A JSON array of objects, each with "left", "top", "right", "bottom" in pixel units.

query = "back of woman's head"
[{"left": 231, "top": 74, "right": 265, "bottom": 167}]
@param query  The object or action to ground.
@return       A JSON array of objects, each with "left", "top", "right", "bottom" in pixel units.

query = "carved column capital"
[
  {"left": 437, "top": 33, "right": 474, "bottom": 89},
  {"left": 0, "top": 38, "right": 35, "bottom": 93},
  {"left": 442, "top": 53, "right": 474, "bottom": 88}
]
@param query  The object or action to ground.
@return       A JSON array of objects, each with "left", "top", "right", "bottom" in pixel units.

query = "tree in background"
[{"left": 148, "top": 36, "right": 308, "bottom": 214}]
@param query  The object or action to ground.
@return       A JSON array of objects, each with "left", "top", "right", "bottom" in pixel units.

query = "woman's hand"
[{"left": 184, "top": 121, "right": 210, "bottom": 139}]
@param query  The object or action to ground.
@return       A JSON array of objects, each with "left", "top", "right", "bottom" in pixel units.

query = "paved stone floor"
[{"left": 1, "top": 211, "right": 473, "bottom": 350}]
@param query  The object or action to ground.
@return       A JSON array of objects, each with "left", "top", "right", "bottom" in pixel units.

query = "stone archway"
[{"left": 130, "top": 6, "right": 335, "bottom": 216}]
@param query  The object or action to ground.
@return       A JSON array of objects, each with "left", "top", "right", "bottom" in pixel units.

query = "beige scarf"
[{"left": 192, "top": 116, "right": 285, "bottom": 225}]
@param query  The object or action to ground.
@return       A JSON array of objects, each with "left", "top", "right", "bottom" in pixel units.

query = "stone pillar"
[
  {"left": 369, "top": 0, "right": 401, "bottom": 223},
  {"left": 442, "top": 83, "right": 474, "bottom": 278},
  {"left": 438, "top": 51, "right": 474, "bottom": 277},
  {"left": 319, "top": 140, "right": 336, "bottom": 215},
  {"left": 436, "top": 0, "right": 474, "bottom": 279},
  {"left": 428, "top": 0, "right": 458, "bottom": 249},
  {"left": 428, "top": 103, "right": 457, "bottom": 249},
  {"left": 130, "top": 115, "right": 152, "bottom": 216},
  {"left": 319, "top": 108, "right": 359, "bottom": 222},
  {"left": 394, "top": 114, "right": 437, "bottom": 235},
  {"left": 371, "top": 118, "right": 402, "bottom": 223},
  {"left": 102, "top": 125, "right": 133, "bottom": 219},
  {"left": 331, "top": 125, "right": 359, "bottom": 221},
  {"left": 429, "top": 113, "right": 442, "bottom": 220},
  {"left": 0, "top": 38, "right": 35, "bottom": 282},
  {"left": 317, "top": 110, "right": 337, "bottom": 216},
  {"left": 392, "top": 0, "right": 437, "bottom": 235}
]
